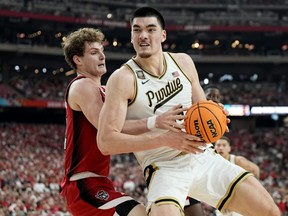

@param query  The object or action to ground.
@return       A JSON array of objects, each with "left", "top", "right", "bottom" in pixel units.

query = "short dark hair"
[
  {"left": 220, "top": 135, "right": 232, "bottom": 146},
  {"left": 130, "top": 7, "right": 165, "bottom": 29},
  {"left": 203, "top": 84, "right": 220, "bottom": 92}
]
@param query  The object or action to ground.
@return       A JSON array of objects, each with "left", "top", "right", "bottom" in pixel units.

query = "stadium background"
[{"left": 0, "top": 0, "right": 287, "bottom": 215}]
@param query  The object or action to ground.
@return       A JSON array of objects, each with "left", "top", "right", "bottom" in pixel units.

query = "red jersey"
[{"left": 61, "top": 76, "right": 110, "bottom": 188}]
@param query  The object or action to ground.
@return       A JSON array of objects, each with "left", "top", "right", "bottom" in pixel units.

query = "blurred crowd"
[
  {"left": 1, "top": 0, "right": 287, "bottom": 26},
  {"left": 0, "top": 122, "right": 287, "bottom": 215},
  {"left": 1, "top": 0, "right": 288, "bottom": 58},
  {"left": 0, "top": 73, "right": 287, "bottom": 106},
  {"left": 0, "top": 1, "right": 288, "bottom": 215}
]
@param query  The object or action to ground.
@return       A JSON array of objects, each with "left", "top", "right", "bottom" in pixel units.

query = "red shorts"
[{"left": 61, "top": 177, "right": 139, "bottom": 216}]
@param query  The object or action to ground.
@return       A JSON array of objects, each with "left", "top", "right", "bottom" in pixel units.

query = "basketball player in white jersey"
[
  {"left": 204, "top": 85, "right": 261, "bottom": 216},
  {"left": 97, "top": 6, "right": 280, "bottom": 216},
  {"left": 214, "top": 136, "right": 260, "bottom": 216},
  {"left": 204, "top": 85, "right": 260, "bottom": 178},
  {"left": 215, "top": 136, "right": 260, "bottom": 178}
]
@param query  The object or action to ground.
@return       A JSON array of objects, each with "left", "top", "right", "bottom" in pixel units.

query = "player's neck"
[
  {"left": 134, "top": 53, "right": 165, "bottom": 77},
  {"left": 77, "top": 72, "right": 102, "bottom": 86}
]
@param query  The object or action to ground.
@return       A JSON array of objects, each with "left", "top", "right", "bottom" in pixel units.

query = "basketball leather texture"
[{"left": 185, "top": 100, "right": 227, "bottom": 143}]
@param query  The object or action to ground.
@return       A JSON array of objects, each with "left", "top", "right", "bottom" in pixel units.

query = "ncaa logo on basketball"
[
  {"left": 95, "top": 190, "right": 109, "bottom": 201},
  {"left": 206, "top": 119, "right": 218, "bottom": 138}
]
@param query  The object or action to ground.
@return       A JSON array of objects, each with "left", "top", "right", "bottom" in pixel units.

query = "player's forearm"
[
  {"left": 97, "top": 130, "right": 166, "bottom": 155},
  {"left": 122, "top": 118, "right": 149, "bottom": 135}
]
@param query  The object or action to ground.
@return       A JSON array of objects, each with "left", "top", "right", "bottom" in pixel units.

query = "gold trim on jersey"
[
  {"left": 124, "top": 64, "right": 138, "bottom": 106},
  {"left": 132, "top": 54, "right": 167, "bottom": 79},
  {"left": 216, "top": 171, "right": 253, "bottom": 212},
  {"left": 167, "top": 52, "right": 192, "bottom": 85}
]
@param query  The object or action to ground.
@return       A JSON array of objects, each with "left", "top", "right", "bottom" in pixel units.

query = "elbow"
[
  {"left": 97, "top": 135, "right": 111, "bottom": 156},
  {"left": 99, "top": 146, "right": 110, "bottom": 156},
  {"left": 252, "top": 166, "right": 260, "bottom": 179},
  {"left": 256, "top": 168, "right": 260, "bottom": 178}
]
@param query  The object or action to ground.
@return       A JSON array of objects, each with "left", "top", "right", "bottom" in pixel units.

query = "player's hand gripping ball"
[{"left": 185, "top": 100, "right": 227, "bottom": 143}]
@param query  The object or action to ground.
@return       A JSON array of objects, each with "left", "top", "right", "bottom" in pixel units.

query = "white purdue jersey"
[{"left": 125, "top": 52, "right": 192, "bottom": 169}]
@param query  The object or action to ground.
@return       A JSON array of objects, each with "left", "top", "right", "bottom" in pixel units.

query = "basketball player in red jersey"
[
  {"left": 60, "top": 28, "right": 147, "bottom": 216},
  {"left": 60, "top": 27, "right": 188, "bottom": 216}
]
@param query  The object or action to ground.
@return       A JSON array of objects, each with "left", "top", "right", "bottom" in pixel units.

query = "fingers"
[
  {"left": 170, "top": 104, "right": 188, "bottom": 122},
  {"left": 170, "top": 122, "right": 185, "bottom": 131},
  {"left": 225, "top": 118, "right": 230, "bottom": 132},
  {"left": 169, "top": 123, "right": 186, "bottom": 132},
  {"left": 170, "top": 103, "right": 185, "bottom": 111},
  {"left": 170, "top": 104, "right": 188, "bottom": 115},
  {"left": 180, "top": 138, "right": 206, "bottom": 154},
  {"left": 225, "top": 126, "right": 230, "bottom": 132},
  {"left": 185, "top": 134, "right": 204, "bottom": 142},
  {"left": 215, "top": 102, "right": 229, "bottom": 116},
  {"left": 156, "top": 104, "right": 188, "bottom": 130},
  {"left": 164, "top": 130, "right": 208, "bottom": 154},
  {"left": 169, "top": 126, "right": 182, "bottom": 133}
]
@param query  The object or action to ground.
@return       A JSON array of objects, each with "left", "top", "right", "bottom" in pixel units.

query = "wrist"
[{"left": 147, "top": 116, "right": 157, "bottom": 130}]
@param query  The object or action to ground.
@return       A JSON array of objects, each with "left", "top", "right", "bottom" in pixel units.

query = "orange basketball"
[{"left": 185, "top": 100, "right": 227, "bottom": 143}]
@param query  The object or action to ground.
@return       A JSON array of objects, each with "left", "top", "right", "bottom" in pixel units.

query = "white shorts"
[
  {"left": 144, "top": 148, "right": 252, "bottom": 213},
  {"left": 215, "top": 209, "right": 243, "bottom": 216}
]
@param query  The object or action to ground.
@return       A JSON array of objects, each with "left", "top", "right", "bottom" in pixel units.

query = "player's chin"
[
  {"left": 98, "top": 68, "right": 107, "bottom": 74},
  {"left": 138, "top": 51, "right": 152, "bottom": 58}
]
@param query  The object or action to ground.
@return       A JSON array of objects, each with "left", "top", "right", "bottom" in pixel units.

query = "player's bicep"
[
  {"left": 100, "top": 69, "right": 134, "bottom": 132},
  {"left": 237, "top": 157, "right": 258, "bottom": 173}
]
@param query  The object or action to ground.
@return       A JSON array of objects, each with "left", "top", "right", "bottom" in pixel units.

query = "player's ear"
[
  {"left": 73, "top": 55, "right": 81, "bottom": 66},
  {"left": 161, "top": 30, "right": 166, "bottom": 42}
]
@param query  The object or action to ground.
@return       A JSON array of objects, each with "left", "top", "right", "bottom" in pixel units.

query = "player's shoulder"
[
  {"left": 70, "top": 76, "right": 95, "bottom": 90},
  {"left": 169, "top": 52, "right": 191, "bottom": 61},
  {"left": 169, "top": 52, "right": 194, "bottom": 68},
  {"left": 106, "top": 65, "right": 135, "bottom": 90},
  {"left": 110, "top": 64, "right": 134, "bottom": 80},
  {"left": 235, "top": 155, "right": 249, "bottom": 165}
]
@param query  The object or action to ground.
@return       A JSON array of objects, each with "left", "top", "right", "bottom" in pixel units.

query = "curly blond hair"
[{"left": 62, "top": 28, "right": 105, "bottom": 69}]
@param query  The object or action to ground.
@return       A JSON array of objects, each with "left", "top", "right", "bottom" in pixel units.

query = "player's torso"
[{"left": 125, "top": 52, "right": 192, "bottom": 168}]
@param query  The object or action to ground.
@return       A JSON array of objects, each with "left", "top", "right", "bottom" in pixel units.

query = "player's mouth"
[{"left": 139, "top": 43, "right": 149, "bottom": 47}]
